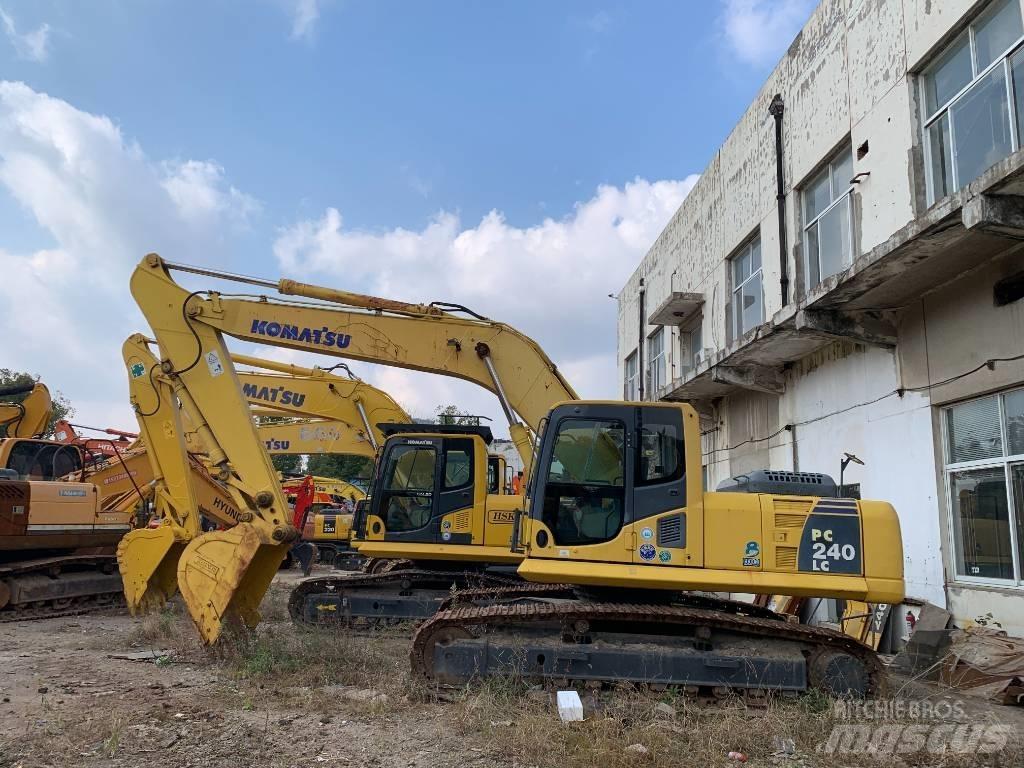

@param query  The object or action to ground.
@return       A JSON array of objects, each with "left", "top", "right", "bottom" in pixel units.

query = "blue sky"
[{"left": 0, "top": 0, "right": 815, "bottom": 433}]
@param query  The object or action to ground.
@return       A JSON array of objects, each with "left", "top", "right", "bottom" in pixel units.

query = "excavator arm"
[
  {"left": 0, "top": 381, "right": 52, "bottom": 438},
  {"left": 234, "top": 361, "right": 409, "bottom": 451},
  {"left": 132, "top": 255, "right": 577, "bottom": 471},
  {"left": 129, "top": 254, "right": 576, "bottom": 642},
  {"left": 121, "top": 320, "right": 296, "bottom": 642}
]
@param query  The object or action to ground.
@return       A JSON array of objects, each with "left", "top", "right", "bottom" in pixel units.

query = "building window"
[
  {"left": 924, "top": 0, "right": 1024, "bottom": 204},
  {"left": 731, "top": 237, "right": 763, "bottom": 337},
  {"left": 624, "top": 351, "right": 639, "bottom": 401},
  {"left": 647, "top": 328, "right": 666, "bottom": 396},
  {"left": 803, "top": 147, "right": 854, "bottom": 289},
  {"left": 681, "top": 316, "right": 704, "bottom": 372},
  {"left": 942, "top": 387, "right": 1024, "bottom": 585}
]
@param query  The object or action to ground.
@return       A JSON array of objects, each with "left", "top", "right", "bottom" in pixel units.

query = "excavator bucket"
[
  {"left": 117, "top": 526, "right": 188, "bottom": 615},
  {"left": 176, "top": 523, "right": 289, "bottom": 644}
]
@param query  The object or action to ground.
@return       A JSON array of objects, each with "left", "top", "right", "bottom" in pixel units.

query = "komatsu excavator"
[{"left": 129, "top": 255, "right": 904, "bottom": 696}]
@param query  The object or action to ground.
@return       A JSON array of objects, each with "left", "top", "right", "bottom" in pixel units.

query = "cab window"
[
  {"left": 637, "top": 410, "right": 684, "bottom": 486},
  {"left": 381, "top": 444, "right": 436, "bottom": 532},
  {"left": 443, "top": 440, "right": 472, "bottom": 489},
  {"left": 542, "top": 418, "right": 626, "bottom": 545},
  {"left": 487, "top": 458, "right": 499, "bottom": 493},
  {"left": 5, "top": 441, "right": 83, "bottom": 480}
]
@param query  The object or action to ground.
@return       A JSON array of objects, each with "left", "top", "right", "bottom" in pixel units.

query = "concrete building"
[{"left": 618, "top": 0, "right": 1024, "bottom": 632}]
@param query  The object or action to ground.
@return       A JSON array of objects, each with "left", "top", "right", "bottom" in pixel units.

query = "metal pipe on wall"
[{"left": 769, "top": 94, "right": 790, "bottom": 307}]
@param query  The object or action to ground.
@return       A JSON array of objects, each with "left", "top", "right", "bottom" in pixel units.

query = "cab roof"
[{"left": 378, "top": 422, "right": 493, "bottom": 444}]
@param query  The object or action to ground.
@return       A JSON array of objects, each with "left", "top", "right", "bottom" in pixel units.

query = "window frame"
[
  {"left": 624, "top": 350, "right": 639, "bottom": 401},
  {"left": 647, "top": 328, "right": 666, "bottom": 396},
  {"left": 802, "top": 147, "right": 855, "bottom": 289},
  {"left": 681, "top": 315, "right": 703, "bottom": 373},
  {"left": 941, "top": 386, "right": 1024, "bottom": 588},
  {"left": 730, "top": 236, "right": 764, "bottom": 338},
  {"left": 922, "top": 0, "right": 1024, "bottom": 204}
]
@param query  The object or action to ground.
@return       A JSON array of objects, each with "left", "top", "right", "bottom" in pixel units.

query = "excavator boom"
[{"left": 135, "top": 256, "right": 577, "bottom": 469}]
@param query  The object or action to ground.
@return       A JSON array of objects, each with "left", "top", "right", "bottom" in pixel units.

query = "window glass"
[
  {"left": 804, "top": 166, "right": 832, "bottom": 221},
  {"left": 384, "top": 445, "right": 435, "bottom": 490},
  {"left": 487, "top": 458, "right": 499, "bottom": 493},
  {"left": 733, "top": 250, "right": 749, "bottom": 284},
  {"left": 638, "top": 412, "right": 684, "bottom": 486},
  {"left": 1012, "top": 464, "right": 1024, "bottom": 579},
  {"left": 624, "top": 351, "right": 639, "bottom": 400},
  {"left": 542, "top": 418, "right": 626, "bottom": 545},
  {"left": 443, "top": 441, "right": 472, "bottom": 489},
  {"left": 951, "top": 64, "right": 1013, "bottom": 188},
  {"left": 1005, "top": 388, "right": 1024, "bottom": 455},
  {"left": 927, "top": 35, "right": 973, "bottom": 114},
  {"left": 975, "top": 0, "right": 1024, "bottom": 71},
  {"left": 947, "top": 395, "right": 1003, "bottom": 463},
  {"left": 832, "top": 151, "right": 853, "bottom": 194},
  {"left": 685, "top": 320, "right": 703, "bottom": 370},
  {"left": 739, "top": 270, "right": 763, "bottom": 334},
  {"left": 732, "top": 239, "right": 763, "bottom": 337},
  {"left": 929, "top": 113, "right": 954, "bottom": 201},
  {"left": 950, "top": 466, "right": 1014, "bottom": 579},
  {"left": 816, "top": 198, "right": 852, "bottom": 282},
  {"left": 381, "top": 444, "right": 435, "bottom": 532},
  {"left": 648, "top": 329, "right": 666, "bottom": 394}
]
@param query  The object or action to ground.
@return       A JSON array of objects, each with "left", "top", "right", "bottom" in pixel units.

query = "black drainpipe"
[
  {"left": 769, "top": 94, "right": 789, "bottom": 307},
  {"left": 638, "top": 277, "right": 646, "bottom": 401}
]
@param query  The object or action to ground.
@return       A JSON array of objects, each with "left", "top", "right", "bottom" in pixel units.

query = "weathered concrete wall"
[
  {"left": 779, "top": 342, "right": 946, "bottom": 604},
  {"left": 619, "top": 0, "right": 1024, "bottom": 627}
]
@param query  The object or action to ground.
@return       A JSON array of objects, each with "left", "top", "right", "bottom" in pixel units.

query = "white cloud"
[
  {"left": 0, "top": 6, "right": 50, "bottom": 62},
  {"left": 288, "top": 0, "right": 321, "bottom": 42},
  {"left": 0, "top": 81, "right": 258, "bottom": 429},
  {"left": 720, "top": 0, "right": 815, "bottom": 68},
  {"left": 272, "top": 175, "right": 698, "bottom": 432}
]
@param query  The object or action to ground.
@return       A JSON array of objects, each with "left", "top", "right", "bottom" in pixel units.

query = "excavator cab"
[
  {"left": 486, "top": 455, "right": 507, "bottom": 494},
  {"left": 354, "top": 423, "right": 522, "bottom": 564},
  {"left": 515, "top": 401, "right": 904, "bottom": 604}
]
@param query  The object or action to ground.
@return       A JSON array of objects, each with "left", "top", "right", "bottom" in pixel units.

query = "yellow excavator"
[{"left": 129, "top": 255, "right": 904, "bottom": 695}]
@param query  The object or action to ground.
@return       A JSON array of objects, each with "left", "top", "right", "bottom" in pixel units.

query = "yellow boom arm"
[
  {"left": 133, "top": 254, "right": 577, "bottom": 471},
  {"left": 122, "top": 319, "right": 297, "bottom": 643},
  {"left": 0, "top": 382, "right": 53, "bottom": 438},
  {"left": 234, "top": 357, "right": 409, "bottom": 451}
]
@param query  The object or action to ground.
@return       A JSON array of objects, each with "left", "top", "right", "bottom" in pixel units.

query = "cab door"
[
  {"left": 373, "top": 438, "right": 441, "bottom": 543},
  {"left": 529, "top": 403, "right": 633, "bottom": 564},
  {"left": 631, "top": 406, "right": 691, "bottom": 567}
]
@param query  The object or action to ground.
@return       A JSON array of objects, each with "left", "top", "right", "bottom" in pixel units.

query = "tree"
[
  {"left": 271, "top": 453, "right": 303, "bottom": 475},
  {"left": 0, "top": 369, "right": 74, "bottom": 438},
  {"left": 306, "top": 453, "right": 373, "bottom": 483},
  {"left": 435, "top": 404, "right": 480, "bottom": 426}
]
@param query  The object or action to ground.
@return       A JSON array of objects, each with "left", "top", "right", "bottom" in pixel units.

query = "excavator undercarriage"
[{"left": 411, "top": 591, "right": 882, "bottom": 697}]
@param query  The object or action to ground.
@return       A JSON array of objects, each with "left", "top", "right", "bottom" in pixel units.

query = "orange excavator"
[{"left": 0, "top": 380, "right": 130, "bottom": 619}]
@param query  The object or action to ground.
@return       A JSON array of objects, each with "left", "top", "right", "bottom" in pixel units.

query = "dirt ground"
[{"left": 1, "top": 568, "right": 1022, "bottom": 768}]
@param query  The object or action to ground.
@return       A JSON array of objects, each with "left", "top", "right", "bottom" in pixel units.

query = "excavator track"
[
  {"left": 411, "top": 600, "right": 885, "bottom": 698},
  {"left": 0, "top": 555, "right": 125, "bottom": 622},
  {"left": 287, "top": 568, "right": 524, "bottom": 627}
]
